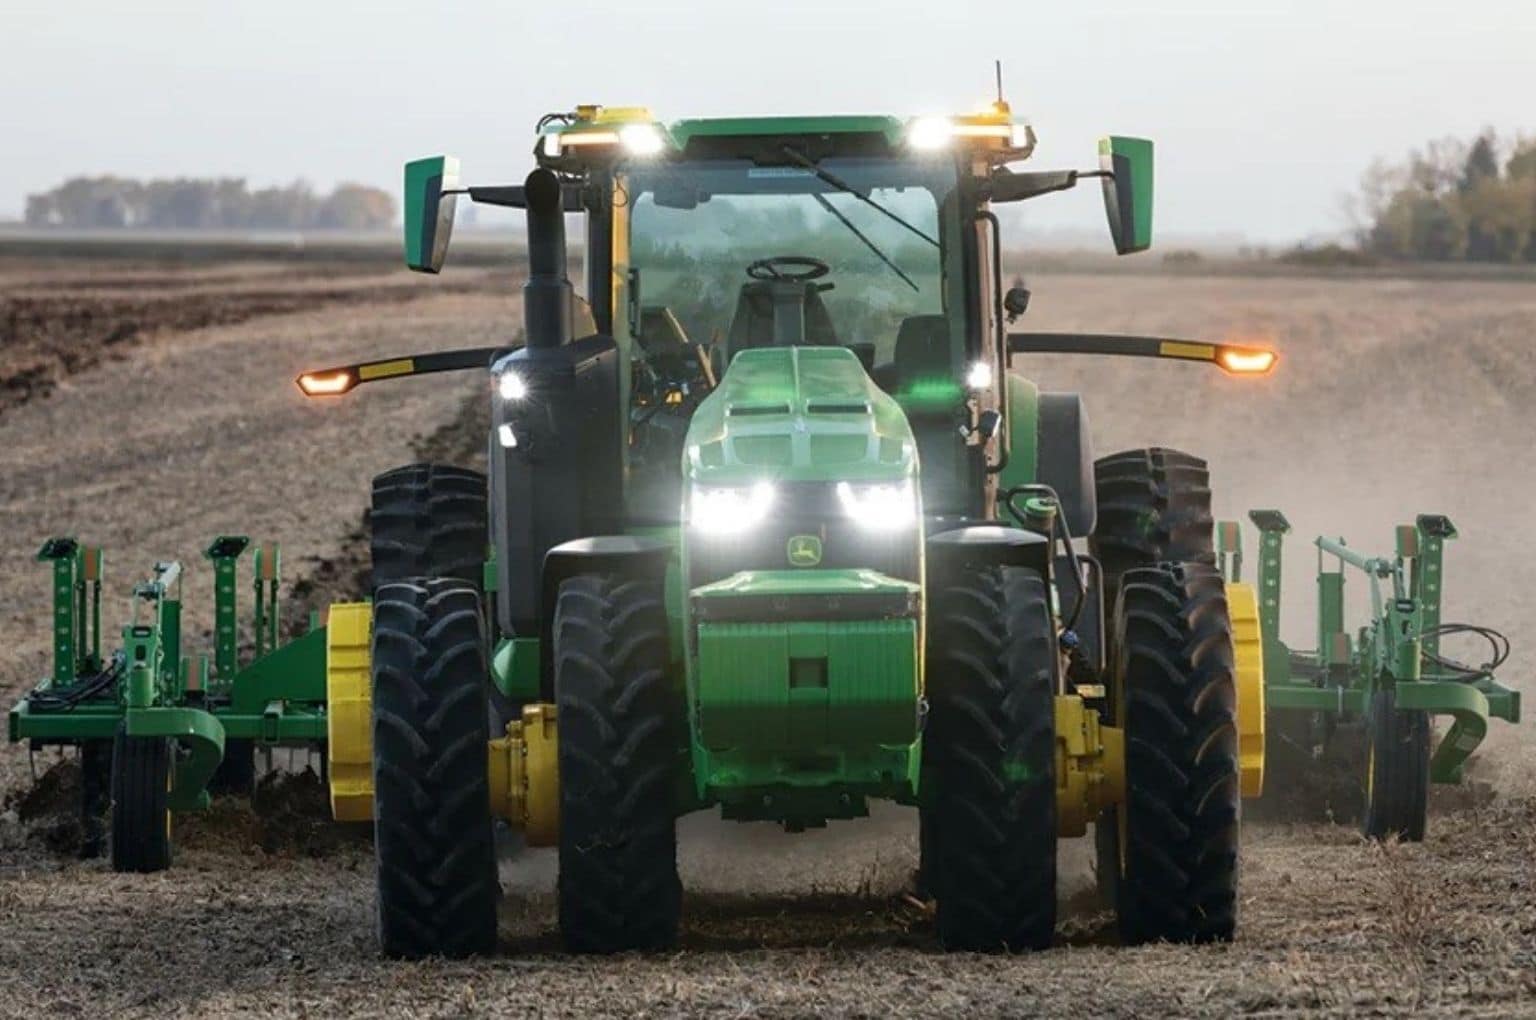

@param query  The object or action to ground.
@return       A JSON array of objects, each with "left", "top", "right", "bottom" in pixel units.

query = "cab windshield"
[{"left": 622, "top": 157, "right": 961, "bottom": 377}]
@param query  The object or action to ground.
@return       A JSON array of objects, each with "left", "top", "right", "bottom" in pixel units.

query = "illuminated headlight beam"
[
  {"left": 836, "top": 480, "right": 918, "bottom": 531},
  {"left": 689, "top": 482, "right": 777, "bottom": 535}
]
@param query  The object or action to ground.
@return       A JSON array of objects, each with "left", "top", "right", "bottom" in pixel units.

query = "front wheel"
[
  {"left": 922, "top": 565, "right": 1057, "bottom": 952},
  {"left": 371, "top": 578, "right": 499, "bottom": 959},
  {"left": 554, "top": 574, "right": 680, "bottom": 953}
]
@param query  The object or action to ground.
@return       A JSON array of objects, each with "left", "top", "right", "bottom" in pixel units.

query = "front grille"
[{"left": 687, "top": 482, "right": 921, "bottom": 589}]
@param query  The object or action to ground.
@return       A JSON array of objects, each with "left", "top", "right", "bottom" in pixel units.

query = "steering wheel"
[{"left": 746, "top": 255, "right": 831, "bottom": 282}]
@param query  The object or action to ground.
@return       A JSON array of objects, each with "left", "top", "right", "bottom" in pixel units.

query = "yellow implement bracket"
[
  {"left": 488, "top": 703, "right": 560, "bottom": 846},
  {"left": 1055, "top": 694, "right": 1124, "bottom": 837}
]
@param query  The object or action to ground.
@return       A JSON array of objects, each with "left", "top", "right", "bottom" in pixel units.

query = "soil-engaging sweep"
[{"left": 7, "top": 98, "right": 1517, "bottom": 956}]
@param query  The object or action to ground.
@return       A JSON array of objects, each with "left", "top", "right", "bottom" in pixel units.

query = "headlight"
[
  {"left": 498, "top": 370, "right": 528, "bottom": 401},
  {"left": 966, "top": 360, "right": 994, "bottom": 391},
  {"left": 906, "top": 117, "right": 953, "bottom": 151},
  {"left": 689, "top": 482, "right": 776, "bottom": 535},
  {"left": 836, "top": 480, "right": 917, "bottom": 531},
  {"left": 619, "top": 123, "right": 665, "bottom": 156}
]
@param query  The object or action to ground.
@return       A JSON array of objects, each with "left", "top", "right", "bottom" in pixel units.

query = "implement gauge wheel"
[
  {"left": 1107, "top": 563, "right": 1240, "bottom": 944},
  {"left": 371, "top": 578, "right": 498, "bottom": 959},
  {"left": 1090, "top": 448, "right": 1215, "bottom": 608},
  {"left": 922, "top": 564, "right": 1057, "bottom": 952},
  {"left": 554, "top": 573, "right": 680, "bottom": 953},
  {"left": 109, "top": 725, "right": 173, "bottom": 873},
  {"left": 369, "top": 464, "right": 488, "bottom": 591},
  {"left": 1362, "top": 688, "right": 1430, "bottom": 842}
]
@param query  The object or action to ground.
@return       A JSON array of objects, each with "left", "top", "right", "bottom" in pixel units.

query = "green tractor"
[
  {"left": 8, "top": 97, "right": 1519, "bottom": 957},
  {"left": 296, "top": 100, "right": 1280, "bottom": 955}
]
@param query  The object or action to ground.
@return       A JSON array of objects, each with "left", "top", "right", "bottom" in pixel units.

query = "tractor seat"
[
  {"left": 875, "top": 314, "right": 952, "bottom": 397},
  {"left": 725, "top": 280, "right": 839, "bottom": 358},
  {"left": 636, "top": 305, "right": 690, "bottom": 354},
  {"left": 882, "top": 313, "right": 963, "bottom": 515}
]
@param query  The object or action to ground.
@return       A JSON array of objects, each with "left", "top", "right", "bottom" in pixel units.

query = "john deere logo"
[{"left": 787, "top": 534, "right": 822, "bottom": 567}]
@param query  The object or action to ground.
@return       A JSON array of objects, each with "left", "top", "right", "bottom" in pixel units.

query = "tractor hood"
[{"left": 684, "top": 347, "right": 916, "bottom": 485}]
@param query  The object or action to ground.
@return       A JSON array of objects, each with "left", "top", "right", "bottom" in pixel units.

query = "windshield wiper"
[
  {"left": 780, "top": 146, "right": 940, "bottom": 248},
  {"left": 813, "top": 193, "right": 918, "bottom": 292}
]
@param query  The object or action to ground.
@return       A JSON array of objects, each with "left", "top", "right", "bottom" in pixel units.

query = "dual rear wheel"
[
  {"left": 1090, "top": 448, "right": 1241, "bottom": 945},
  {"left": 369, "top": 464, "right": 500, "bottom": 959},
  {"left": 370, "top": 569, "right": 680, "bottom": 958},
  {"left": 368, "top": 458, "right": 682, "bottom": 957}
]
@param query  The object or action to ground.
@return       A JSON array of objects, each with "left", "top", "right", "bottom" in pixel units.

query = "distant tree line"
[
  {"left": 24, "top": 177, "right": 396, "bottom": 230},
  {"left": 1356, "top": 131, "right": 1536, "bottom": 262}
]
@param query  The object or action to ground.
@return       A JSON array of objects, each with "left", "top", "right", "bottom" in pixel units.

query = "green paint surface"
[{"left": 684, "top": 347, "right": 916, "bottom": 486}]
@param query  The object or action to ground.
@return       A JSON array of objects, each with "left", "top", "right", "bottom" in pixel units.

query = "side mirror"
[
  {"left": 1098, "top": 136, "right": 1153, "bottom": 255},
  {"left": 1003, "top": 285, "right": 1031, "bottom": 323},
  {"left": 403, "top": 155, "right": 460, "bottom": 274}
]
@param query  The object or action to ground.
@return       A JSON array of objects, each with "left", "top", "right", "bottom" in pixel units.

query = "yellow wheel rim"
[
  {"left": 325, "top": 602, "right": 376, "bottom": 821},
  {"left": 1225, "top": 582, "right": 1266, "bottom": 798}
]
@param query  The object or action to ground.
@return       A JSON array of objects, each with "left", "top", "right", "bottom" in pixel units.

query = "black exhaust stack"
[
  {"left": 488, "top": 169, "right": 622, "bottom": 646},
  {"left": 522, "top": 169, "right": 572, "bottom": 349}
]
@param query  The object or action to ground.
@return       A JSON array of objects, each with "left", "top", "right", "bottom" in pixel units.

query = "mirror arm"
[
  {"left": 987, "top": 169, "right": 1092, "bottom": 203},
  {"left": 464, "top": 186, "right": 523, "bottom": 208},
  {"left": 451, "top": 185, "right": 586, "bottom": 211},
  {"left": 1007, "top": 332, "right": 1277, "bottom": 375},
  {"left": 295, "top": 345, "right": 515, "bottom": 397}
]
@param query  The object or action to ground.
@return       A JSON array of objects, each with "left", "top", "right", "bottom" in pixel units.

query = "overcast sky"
[{"left": 3, "top": 1, "right": 1532, "bottom": 243}]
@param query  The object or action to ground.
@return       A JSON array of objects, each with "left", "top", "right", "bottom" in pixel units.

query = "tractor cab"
[{"left": 606, "top": 136, "right": 975, "bottom": 522}]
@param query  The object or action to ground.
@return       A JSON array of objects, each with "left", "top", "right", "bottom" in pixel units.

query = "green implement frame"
[
  {"left": 9, "top": 536, "right": 329, "bottom": 812},
  {"left": 1220, "top": 511, "right": 1519, "bottom": 786}
]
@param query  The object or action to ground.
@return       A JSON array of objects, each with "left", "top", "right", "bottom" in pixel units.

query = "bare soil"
[{"left": 1, "top": 258, "right": 1534, "bottom": 1017}]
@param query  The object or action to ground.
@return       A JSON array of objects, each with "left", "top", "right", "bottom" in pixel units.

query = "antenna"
[{"left": 995, "top": 59, "right": 1004, "bottom": 105}]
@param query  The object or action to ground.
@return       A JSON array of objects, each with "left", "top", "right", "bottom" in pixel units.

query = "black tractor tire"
[
  {"left": 1112, "top": 563, "right": 1240, "bottom": 945},
  {"left": 921, "top": 565, "right": 1058, "bottom": 952},
  {"left": 371, "top": 578, "right": 499, "bottom": 959},
  {"left": 1361, "top": 688, "right": 1430, "bottom": 842},
  {"left": 915, "top": 809, "right": 940, "bottom": 901},
  {"left": 369, "top": 464, "right": 488, "bottom": 592},
  {"left": 554, "top": 574, "right": 681, "bottom": 954},
  {"left": 109, "top": 726, "right": 174, "bottom": 873},
  {"left": 207, "top": 738, "right": 257, "bottom": 797},
  {"left": 1091, "top": 448, "right": 1215, "bottom": 607}
]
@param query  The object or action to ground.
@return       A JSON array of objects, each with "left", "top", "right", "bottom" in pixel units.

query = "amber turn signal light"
[
  {"left": 1216, "top": 346, "right": 1278, "bottom": 376},
  {"left": 296, "top": 370, "right": 355, "bottom": 396}
]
